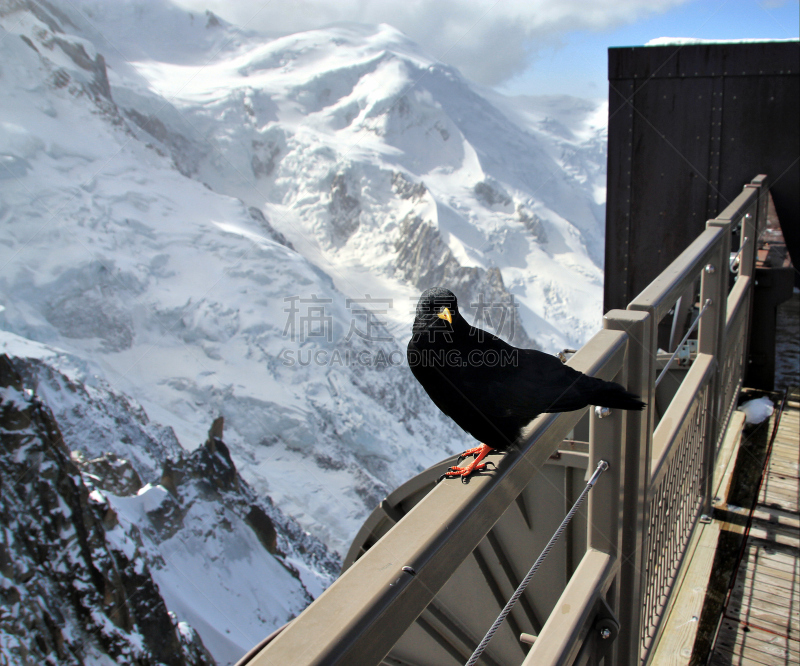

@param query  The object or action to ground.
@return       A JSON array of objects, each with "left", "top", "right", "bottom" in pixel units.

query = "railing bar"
[{"left": 655, "top": 298, "right": 712, "bottom": 387}]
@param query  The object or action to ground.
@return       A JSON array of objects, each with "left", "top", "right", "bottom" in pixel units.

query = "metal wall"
[{"left": 604, "top": 41, "right": 799, "bottom": 312}]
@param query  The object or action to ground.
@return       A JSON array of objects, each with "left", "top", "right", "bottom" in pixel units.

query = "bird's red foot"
[
  {"left": 446, "top": 444, "right": 494, "bottom": 479},
  {"left": 445, "top": 462, "right": 488, "bottom": 477}
]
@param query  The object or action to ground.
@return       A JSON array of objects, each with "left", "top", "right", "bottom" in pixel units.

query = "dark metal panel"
[
  {"left": 617, "top": 77, "right": 714, "bottom": 310},
  {"left": 604, "top": 78, "right": 635, "bottom": 311},
  {"left": 609, "top": 42, "right": 799, "bottom": 81},
  {"left": 719, "top": 73, "right": 800, "bottom": 265},
  {"left": 605, "top": 41, "right": 800, "bottom": 314}
]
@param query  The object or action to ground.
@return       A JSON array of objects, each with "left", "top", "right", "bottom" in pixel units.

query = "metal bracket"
[
  {"left": 591, "top": 597, "right": 620, "bottom": 663},
  {"left": 676, "top": 338, "right": 698, "bottom": 364}
]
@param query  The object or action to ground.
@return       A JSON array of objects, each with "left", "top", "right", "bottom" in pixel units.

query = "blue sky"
[{"left": 500, "top": 0, "right": 800, "bottom": 98}]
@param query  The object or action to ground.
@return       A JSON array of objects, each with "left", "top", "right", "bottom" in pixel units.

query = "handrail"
[
  {"left": 628, "top": 226, "right": 723, "bottom": 323},
  {"left": 506, "top": 175, "right": 764, "bottom": 666},
  {"left": 520, "top": 549, "right": 616, "bottom": 665}
]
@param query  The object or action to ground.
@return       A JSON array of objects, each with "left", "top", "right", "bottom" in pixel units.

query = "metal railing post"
[
  {"left": 697, "top": 225, "right": 726, "bottom": 513},
  {"left": 602, "top": 309, "right": 652, "bottom": 665},
  {"left": 749, "top": 174, "right": 769, "bottom": 255},
  {"left": 741, "top": 174, "right": 768, "bottom": 370},
  {"left": 587, "top": 375, "right": 624, "bottom": 665}
]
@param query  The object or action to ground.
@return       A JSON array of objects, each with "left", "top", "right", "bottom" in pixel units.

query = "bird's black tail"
[{"left": 592, "top": 381, "right": 646, "bottom": 411}]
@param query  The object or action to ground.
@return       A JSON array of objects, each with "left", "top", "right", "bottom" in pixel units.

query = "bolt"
[
  {"left": 402, "top": 566, "right": 416, "bottom": 576},
  {"left": 705, "top": 264, "right": 715, "bottom": 274},
  {"left": 600, "top": 627, "right": 612, "bottom": 640}
]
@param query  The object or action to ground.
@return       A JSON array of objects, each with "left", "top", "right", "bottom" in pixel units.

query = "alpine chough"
[{"left": 408, "top": 288, "right": 645, "bottom": 478}]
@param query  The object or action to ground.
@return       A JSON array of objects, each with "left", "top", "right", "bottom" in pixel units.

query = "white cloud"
[{"left": 172, "top": 0, "right": 690, "bottom": 84}]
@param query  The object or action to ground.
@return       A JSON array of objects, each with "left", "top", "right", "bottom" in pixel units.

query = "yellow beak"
[{"left": 437, "top": 307, "right": 453, "bottom": 324}]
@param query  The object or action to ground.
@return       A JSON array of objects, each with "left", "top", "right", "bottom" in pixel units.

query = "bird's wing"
[{"left": 494, "top": 349, "right": 593, "bottom": 416}]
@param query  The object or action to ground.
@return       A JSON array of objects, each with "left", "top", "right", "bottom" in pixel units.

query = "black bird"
[{"left": 408, "top": 288, "right": 645, "bottom": 478}]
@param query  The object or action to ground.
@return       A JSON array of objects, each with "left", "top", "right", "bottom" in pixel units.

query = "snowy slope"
[
  {"left": 2, "top": 331, "right": 339, "bottom": 665},
  {"left": 0, "top": 0, "right": 607, "bottom": 577}
]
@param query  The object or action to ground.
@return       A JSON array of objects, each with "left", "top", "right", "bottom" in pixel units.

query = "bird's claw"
[{"left": 444, "top": 463, "right": 488, "bottom": 478}]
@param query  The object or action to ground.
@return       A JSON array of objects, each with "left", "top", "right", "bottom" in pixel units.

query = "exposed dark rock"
[
  {"left": 474, "top": 179, "right": 512, "bottom": 209},
  {"left": 194, "top": 416, "right": 239, "bottom": 494},
  {"left": 0, "top": 354, "right": 213, "bottom": 665},
  {"left": 19, "top": 34, "right": 39, "bottom": 53},
  {"left": 392, "top": 172, "right": 427, "bottom": 201},
  {"left": 205, "top": 10, "right": 221, "bottom": 28},
  {"left": 245, "top": 505, "right": 279, "bottom": 554},
  {"left": 50, "top": 37, "right": 112, "bottom": 101},
  {"left": 124, "top": 109, "right": 198, "bottom": 177},
  {"left": 248, "top": 206, "right": 295, "bottom": 250},
  {"left": 517, "top": 206, "right": 548, "bottom": 243},
  {"left": 328, "top": 173, "right": 360, "bottom": 244},
  {"left": 72, "top": 451, "right": 143, "bottom": 496}
]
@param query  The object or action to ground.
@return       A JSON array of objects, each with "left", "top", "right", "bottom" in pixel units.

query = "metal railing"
[{"left": 243, "top": 176, "right": 764, "bottom": 666}]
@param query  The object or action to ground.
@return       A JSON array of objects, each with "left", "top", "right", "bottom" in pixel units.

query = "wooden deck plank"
[
  {"left": 649, "top": 521, "right": 722, "bottom": 665},
  {"left": 716, "top": 634, "right": 800, "bottom": 662},
  {"left": 736, "top": 574, "right": 799, "bottom": 601},
  {"left": 711, "top": 643, "right": 784, "bottom": 666},
  {"left": 728, "top": 594, "right": 800, "bottom": 625},
  {"left": 723, "top": 608, "right": 798, "bottom": 638},
  {"left": 743, "top": 550, "right": 800, "bottom": 575},
  {"left": 752, "top": 545, "right": 800, "bottom": 568},
  {"left": 738, "top": 556, "right": 800, "bottom": 583},
  {"left": 761, "top": 475, "right": 800, "bottom": 493},
  {"left": 734, "top": 576, "right": 800, "bottom": 607},
  {"left": 715, "top": 622, "right": 800, "bottom": 658},
  {"left": 715, "top": 630, "right": 800, "bottom": 663}
]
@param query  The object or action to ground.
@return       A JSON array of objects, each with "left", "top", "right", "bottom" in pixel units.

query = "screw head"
[
  {"left": 704, "top": 264, "right": 716, "bottom": 274},
  {"left": 600, "top": 627, "right": 612, "bottom": 640}
]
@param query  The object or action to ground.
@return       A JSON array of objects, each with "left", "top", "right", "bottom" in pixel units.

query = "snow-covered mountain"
[
  {"left": 1, "top": 333, "right": 340, "bottom": 665},
  {"left": 1, "top": 0, "right": 608, "bottom": 662}
]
